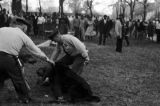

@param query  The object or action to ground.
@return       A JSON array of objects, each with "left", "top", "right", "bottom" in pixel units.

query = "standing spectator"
[
  {"left": 73, "top": 13, "right": 80, "bottom": 39},
  {"left": 80, "top": 15, "right": 85, "bottom": 41},
  {"left": 94, "top": 17, "right": 99, "bottom": 36},
  {"left": 59, "top": 15, "right": 69, "bottom": 34},
  {"left": 98, "top": 15, "right": 108, "bottom": 45},
  {"left": 0, "top": 8, "right": 8, "bottom": 28},
  {"left": 147, "top": 20, "right": 154, "bottom": 41},
  {"left": 156, "top": 20, "right": 160, "bottom": 43},
  {"left": 33, "top": 13, "right": 38, "bottom": 36},
  {"left": 122, "top": 22, "right": 130, "bottom": 46},
  {"left": 115, "top": 17, "right": 122, "bottom": 53},
  {"left": 68, "top": 15, "right": 74, "bottom": 31},
  {"left": 85, "top": 16, "right": 95, "bottom": 40},
  {"left": 84, "top": 15, "right": 88, "bottom": 32},
  {"left": 106, "top": 16, "right": 112, "bottom": 39},
  {"left": 37, "top": 13, "right": 45, "bottom": 36}
]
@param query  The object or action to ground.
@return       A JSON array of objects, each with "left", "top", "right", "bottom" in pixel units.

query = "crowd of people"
[{"left": 1, "top": 6, "right": 160, "bottom": 104}]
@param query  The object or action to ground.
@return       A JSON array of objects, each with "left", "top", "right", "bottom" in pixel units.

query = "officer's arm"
[
  {"left": 50, "top": 44, "right": 61, "bottom": 61},
  {"left": 37, "top": 40, "right": 57, "bottom": 47},
  {"left": 21, "top": 32, "right": 49, "bottom": 61}
]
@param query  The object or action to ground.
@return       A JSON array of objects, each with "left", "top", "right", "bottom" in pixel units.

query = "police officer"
[
  {"left": 38, "top": 29, "right": 89, "bottom": 75},
  {"left": 0, "top": 17, "right": 52, "bottom": 103}
]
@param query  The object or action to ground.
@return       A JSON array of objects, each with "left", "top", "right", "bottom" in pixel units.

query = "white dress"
[{"left": 85, "top": 20, "right": 96, "bottom": 36}]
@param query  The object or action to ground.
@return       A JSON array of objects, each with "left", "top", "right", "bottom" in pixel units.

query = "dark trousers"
[
  {"left": 123, "top": 36, "right": 129, "bottom": 46},
  {"left": 156, "top": 29, "right": 160, "bottom": 43},
  {"left": 74, "top": 27, "right": 80, "bottom": 39},
  {"left": 57, "top": 54, "right": 85, "bottom": 75},
  {"left": 116, "top": 37, "right": 122, "bottom": 52},
  {"left": 99, "top": 32, "right": 107, "bottom": 45},
  {"left": 0, "top": 52, "right": 30, "bottom": 99},
  {"left": 49, "top": 63, "right": 92, "bottom": 100}
]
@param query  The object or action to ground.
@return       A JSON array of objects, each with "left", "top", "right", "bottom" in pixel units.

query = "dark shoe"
[
  {"left": 18, "top": 97, "right": 31, "bottom": 104},
  {"left": 56, "top": 96, "right": 67, "bottom": 103}
]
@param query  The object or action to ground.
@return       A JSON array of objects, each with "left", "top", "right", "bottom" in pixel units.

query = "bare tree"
[
  {"left": 66, "top": 0, "right": 82, "bottom": 14},
  {"left": 120, "top": 0, "right": 128, "bottom": 17},
  {"left": 39, "top": 0, "right": 42, "bottom": 14},
  {"left": 123, "top": 0, "right": 137, "bottom": 20},
  {"left": 137, "top": 0, "right": 149, "bottom": 21},
  {"left": 59, "top": 0, "right": 65, "bottom": 17},
  {"left": 26, "top": 0, "right": 28, "bottom": 13},
  {"left": 86, "top": 0, "right": 93, "bottom": 17},
  {"left": 12, "top": 0, "right": 22, "bottom": 16}
]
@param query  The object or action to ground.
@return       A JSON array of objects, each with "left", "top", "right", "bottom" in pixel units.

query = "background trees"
[{"left": 12, "top": 0, "right": 22, "bottom": 15}]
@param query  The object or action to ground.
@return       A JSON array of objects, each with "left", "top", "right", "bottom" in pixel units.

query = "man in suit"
[{"left": 98, "top": 15, "right": 109, "bottom": 45}]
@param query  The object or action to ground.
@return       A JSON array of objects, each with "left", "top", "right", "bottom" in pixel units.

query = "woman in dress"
[{"left": 85, "top": 16, "right": 95, "bottom": 40}]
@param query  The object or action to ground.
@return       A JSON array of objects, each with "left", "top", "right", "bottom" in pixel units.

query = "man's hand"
[
  {"left": 84, "top": 57, "right": 89, "bottom": 65},
  {"left": 46, "top": 58, "right": 55, "bottom": 66}
]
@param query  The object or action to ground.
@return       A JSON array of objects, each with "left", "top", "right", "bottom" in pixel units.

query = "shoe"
[
  {"left": 56, "top": 96, "right": 67, "bottom": 103},
  {"left": 18, "top": 97, "right": 31, "bottom": 104}
]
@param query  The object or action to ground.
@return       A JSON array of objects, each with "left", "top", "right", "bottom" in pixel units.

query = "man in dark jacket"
[{"left": 98, "top": 15, "right": 109, "bottom": 45}]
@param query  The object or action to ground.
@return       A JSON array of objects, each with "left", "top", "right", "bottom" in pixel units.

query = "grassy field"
[{"left": 1, "top": 37, "right": 160, "bottom": 106}]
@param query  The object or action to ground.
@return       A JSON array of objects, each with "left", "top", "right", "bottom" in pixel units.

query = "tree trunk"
[
  {"left": 89, "top": 7, "right": 93, "bottom": 17},
  {"left": 26, "top": 0, "right": 28, "bottom": 13},
  {"left": 130, "top": 7, "right": 133, "bottom": 20},
  {"left": 39, "top": 0, "right": 42, "bottom": 14},
  {"left": 143, "top": 5, "right": 147, "bottom": 21},
  {"left": 12, "top": 0, "right": 22, "bottom": 16},
  {"left": 59, "top": 0, "right": 65, "bottom": 17}
]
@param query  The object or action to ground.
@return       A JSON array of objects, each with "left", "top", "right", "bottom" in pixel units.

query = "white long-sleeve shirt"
[
  {"left": 0, "top": 27, "right": 47, "bottom": 59},
  {"left": 115, "top": 20, "right": 122, "bottom": 38},
  {"left": 60, "top": 34, "right": 88, "bottom": 58}
]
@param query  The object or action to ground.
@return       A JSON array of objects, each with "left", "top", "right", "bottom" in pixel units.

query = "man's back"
[{"left": 0, "top": 27, "right": 24, "bottom": 55}]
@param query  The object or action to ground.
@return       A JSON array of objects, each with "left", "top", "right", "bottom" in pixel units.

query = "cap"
[
  {"left": 48, "top": 28, "right": 59, "bottom": 40},
  {"left": 10, "top": 16, "right": 30, "bottom": 27}
]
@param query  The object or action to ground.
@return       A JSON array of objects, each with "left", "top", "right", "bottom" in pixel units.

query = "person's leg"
[
  {"left": 4, "top": 57, "right": 30, "bottom": 101},
  {"left": 116, "top": 37, "right": 122, "bottom": 52},
  {"left": 103, "top": 33, "right": 107, "bottom": 45},
  {"left": 71, "top": 56, "right": 85, "bottom": 75},
  {"left": 125, "top": 36, "right": 129, "bottom": 46},
  {"left": 99, "top": 32, "right": 103, "bottom": 45}
]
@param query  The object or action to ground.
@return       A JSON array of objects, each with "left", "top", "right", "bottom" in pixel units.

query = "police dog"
[{"left": 36, "top": 62, "right": 100, "bottom": 103}]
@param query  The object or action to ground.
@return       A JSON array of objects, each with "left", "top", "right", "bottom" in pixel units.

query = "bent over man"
[
  {"left": 0, "top": 17, "right": 51, "bottom": 103},
  {"left": 38, "top": 29, "right": 89, "bottom": 75}
]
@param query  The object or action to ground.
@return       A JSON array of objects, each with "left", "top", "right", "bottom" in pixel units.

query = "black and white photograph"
[{"left": 0, "top": 0, "right": 160, "bottom": 106}]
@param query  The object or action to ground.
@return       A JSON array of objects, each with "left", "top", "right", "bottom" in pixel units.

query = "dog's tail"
[{"left": 84, "top": 96, "right": 100, "bottom": 102}]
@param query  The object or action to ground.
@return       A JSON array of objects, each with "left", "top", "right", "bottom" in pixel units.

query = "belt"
[
  {"left": 0, "top": 51, "right": 23, "bottom": 68},
  {"left": 0, "top": 51, "right": 16, "bottom": 58}
]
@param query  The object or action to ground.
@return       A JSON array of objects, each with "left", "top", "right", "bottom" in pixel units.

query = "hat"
[
  {"left": 104, "top": 15, "right": 107, "bottom": 18},
  {"left": 48, "top": 28, "right": 59, "bottom": 40},
  {"left": 10, "top": 16, "right": 30, "bottom": 27}
]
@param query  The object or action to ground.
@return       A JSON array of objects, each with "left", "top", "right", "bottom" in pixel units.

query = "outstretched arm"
[
  {"left": 50, "top": 44, "right": 61, "bottom": 61},
  {"left": 37, "top": 40, "right": 57, "bottom": 47}
]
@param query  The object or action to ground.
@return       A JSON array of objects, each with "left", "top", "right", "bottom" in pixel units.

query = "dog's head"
[{"left": 19, "top": 53, "right": 37, "bottom": 64}]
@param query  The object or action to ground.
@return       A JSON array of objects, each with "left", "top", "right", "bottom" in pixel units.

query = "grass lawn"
[{"left": 1, "top": 37, "right": 160, "bottom": 106}]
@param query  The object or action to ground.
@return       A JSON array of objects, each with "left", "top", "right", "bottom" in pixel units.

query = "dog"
[{"left": 36, "top": 62, "right": 100, "bottom": 103}]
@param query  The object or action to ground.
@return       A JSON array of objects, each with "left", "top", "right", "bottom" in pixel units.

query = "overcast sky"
[{"left": 27, "top": 0, "right": 155, "bottom": 15}]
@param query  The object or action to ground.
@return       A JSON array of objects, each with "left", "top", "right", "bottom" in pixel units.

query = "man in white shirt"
[
  {"left": 115, "top": 17, "right": 123, "bottom": 52},
  {"left": 38, "top": 29, "right": 89, "bottom": 75},
  {"left": 0, "top": 17, "right": 52, "bottom": 103}
]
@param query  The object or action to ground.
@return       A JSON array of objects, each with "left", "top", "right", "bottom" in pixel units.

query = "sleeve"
[
  {"left": 72, "top": 39, "right": 89, "bottom": 60},
  {"left": 50, "top": 44, "right": 62, "bottom": 61},
  {"left": 37, "top": 40, "right": 52, "bottom": 47},
  {"left": 115, "top": 21, "right": 119, "bottom": 36},
  {"left": 20, "top": 31, "right": 48, "bottom": 60}
]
